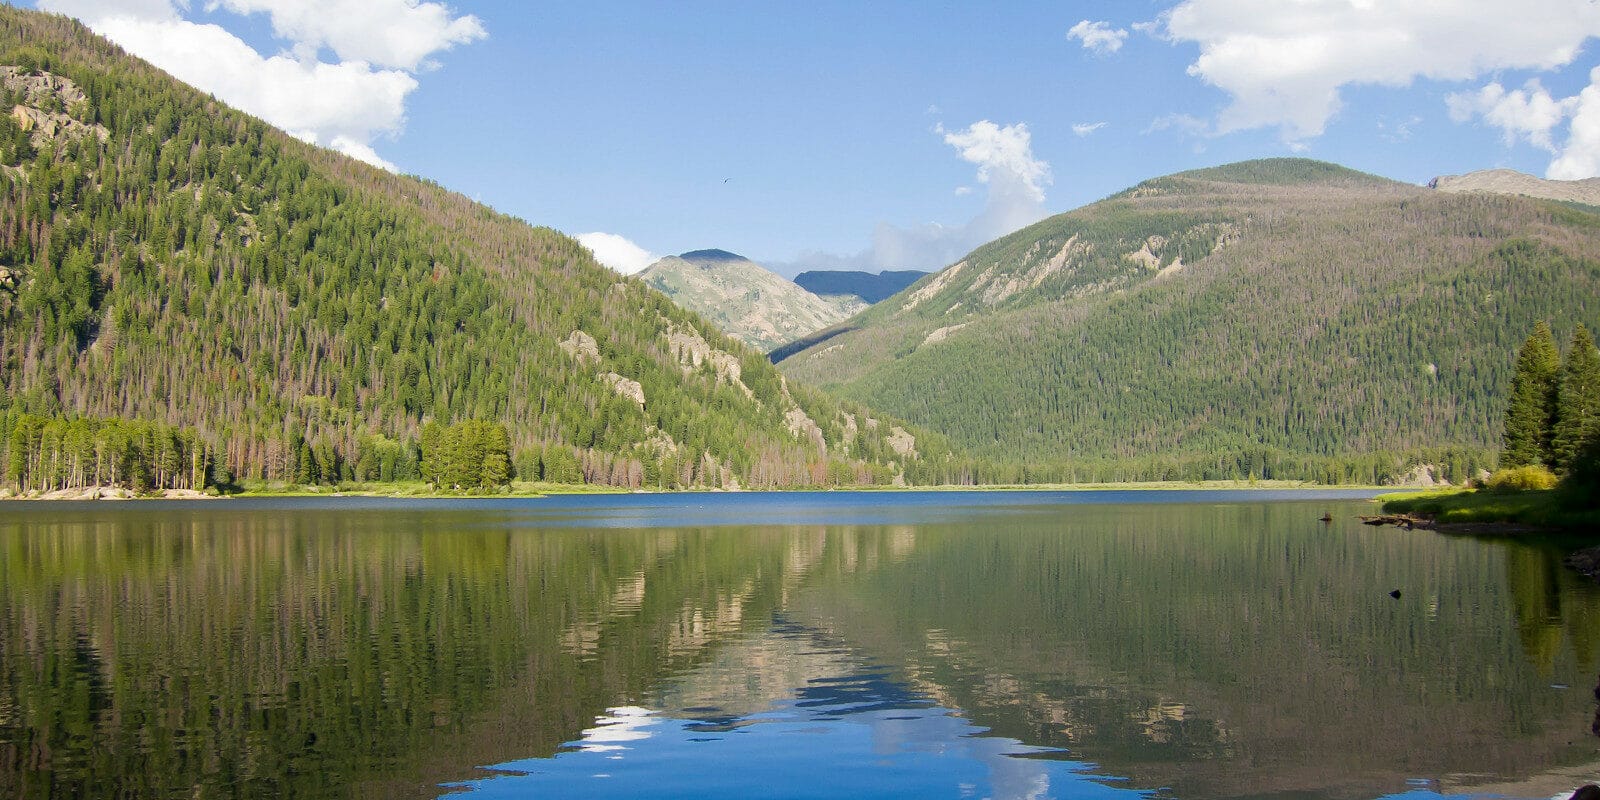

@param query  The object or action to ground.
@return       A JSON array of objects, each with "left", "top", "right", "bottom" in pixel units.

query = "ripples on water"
[{"left": 1, "top": 491, "right": 1597, "bottom": 800}]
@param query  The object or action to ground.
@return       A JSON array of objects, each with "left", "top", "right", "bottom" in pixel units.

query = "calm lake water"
[{"left": 2, "top": 490, "right": 1598, "bottom": 799}]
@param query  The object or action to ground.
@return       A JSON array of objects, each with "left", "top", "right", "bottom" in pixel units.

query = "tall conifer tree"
[
  {"left": 1552, "top": 324, "right": 1600, "bottom": 476},
  {"left": 1501, "top": 322, "right": 1561, "bottom": 468}
]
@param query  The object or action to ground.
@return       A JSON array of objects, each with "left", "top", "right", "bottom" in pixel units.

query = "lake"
[{"left": 1, "top": 490, "right": 1597, "bottom": 799}]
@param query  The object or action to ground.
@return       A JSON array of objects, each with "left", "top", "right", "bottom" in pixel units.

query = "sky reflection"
[
  {"left": 447, "top": 625, "right": 1152, "bottom": 800},
  {"left": 451, "top": 702, "right": 1146, "bottom": 800}
]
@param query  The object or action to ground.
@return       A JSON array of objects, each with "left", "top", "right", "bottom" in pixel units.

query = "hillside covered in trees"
[
  {"left": 781, "top": 159, "right": 1600, "bottom": 483},
  {"left": 0, "top": 6, "right": 959, "bottom": 491}
]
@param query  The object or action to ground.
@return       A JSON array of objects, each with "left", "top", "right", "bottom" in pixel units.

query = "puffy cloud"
[
  {"left": 779, "top": 121, "right": 1053, "bottom": 273},
  {"left": 90, "top": 14, "right": 415, "bottom": 168},
  {"left": 577, "top": 233, "right": 659, "bottom": 275},
  {"left": 1067, "top": 20, "right": 1128, "bottom": 55},
  {"left": 205, "top": 0, "right": 486, "bottom": 71},
  {"left": 1158, "top": 0, "right": 1600, "bottom": 142},
  {"left": 940, "top": 120, "right": 1051, "bottom": 204},
  {"left": 1072, "top": 121, "right": 1106, "bottom": 137},
  {"left": 328, "top": 136, "right": 400, "bottom": 172},
  {"left": 1447, "top": 67, "right": 1600, "bottom": 179},
  {"left": 1548, "top": 68, "right": 1600, "bottom": 179},
  {"left": 1448, "top": 80, "right": 1575, "bottom": 152},
  {"left": 38, "top": 0, "right": 484, "bottom": 171}
]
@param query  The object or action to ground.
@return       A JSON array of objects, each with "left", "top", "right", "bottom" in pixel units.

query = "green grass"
[{"left": 1379, "top": 488, "right": 1600, "bottom": 529}]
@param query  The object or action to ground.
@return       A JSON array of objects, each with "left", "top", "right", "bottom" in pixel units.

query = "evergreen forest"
[
  {"left": 1499, "top": 321, "right": 1600, "bottom": 498},
  {"left": 0, "top": 7, "right": 960, "bottom": 493},
  {"left": 783, "top": 159, "right": 1600, "bottom": 483}
]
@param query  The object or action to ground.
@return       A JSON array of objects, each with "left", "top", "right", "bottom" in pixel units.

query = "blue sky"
[{"left": 30, "top": 0, "right": 1600, "bottom": 275}]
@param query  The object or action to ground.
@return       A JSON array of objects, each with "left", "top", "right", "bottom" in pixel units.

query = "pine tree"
[
  {"left": 1501, "top": 322, "right": 1561, "bottom": 469},
  {"left": 479, "top": 422, "right": 512, "bottom": 487},
  {"left": 1552, "top": 324, "right": 1600, "bottom": 476}
]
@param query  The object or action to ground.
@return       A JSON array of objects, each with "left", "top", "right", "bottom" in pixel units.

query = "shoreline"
[{"left": 0, "top": 480, "right": 1401, "bottom": 501}]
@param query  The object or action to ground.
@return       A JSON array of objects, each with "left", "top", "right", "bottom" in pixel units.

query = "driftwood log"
[{"left": 1356, "top": 514, "right": 1434, "bottom": 530}]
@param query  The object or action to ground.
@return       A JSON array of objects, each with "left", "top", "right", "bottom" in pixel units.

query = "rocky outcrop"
[
  {"left": 601, "top": 372, "right": 645, "bottom": 409},
  {"left": 663, "top": 322, "right": 751, "bottom": 397},
  {"left": 559, "top": 330, "right": 600, "bottom": 364},
  {"left": 886, "top": 426, "right": 917, "bottom": 459},
  {"left": 1, "top": 66, "right": 109, "bottom": 147},
  {"left": 901, "top": 260, "right": 966, "bottom": 313},
  {"left": 920, "top": 323, "right": 969, "bottom": 348},
  {"left": 784, "top": 407, "right": 826, "bottom": 452}
]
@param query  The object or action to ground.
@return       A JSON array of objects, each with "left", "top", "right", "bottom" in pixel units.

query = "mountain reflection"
[
  {"left": 456, "top": 622, "right": 1141, "bottom": 800},
  {"left": 0, "top": 496, "right": 1597, "bottom": 800}
]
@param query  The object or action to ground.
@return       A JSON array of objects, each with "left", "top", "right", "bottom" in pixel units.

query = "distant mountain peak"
[
  {"left": 679, "top": 248, "right": 747, "bottom": 263},
  {"left": 640, "top": 252, "right": 865, "bottom": 352},
  {"left": 1429, "top": 168, "right": 1600, "bottom": 206},
  {"left": 1173, "top": 158, "right": 1396, "bottom": 187}
]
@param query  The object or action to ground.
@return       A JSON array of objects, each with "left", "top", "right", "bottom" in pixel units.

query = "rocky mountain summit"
[
  {"left": 638, "top": 250, "right": 865, "bottom": 352},
  {"left": 1430, "top": 168, "right": 1600, "bottom": 206}
]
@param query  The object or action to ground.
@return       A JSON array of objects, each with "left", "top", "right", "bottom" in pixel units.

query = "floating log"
[{"left": 1357, "top": 514, "right": 1433, "bottom": 530}]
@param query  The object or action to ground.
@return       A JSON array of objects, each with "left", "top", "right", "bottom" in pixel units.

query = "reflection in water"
[
  {"left": 455, "top": 624, "right": 1147, "bottom": 800},
  {"left": 787, "top": 504, "right": 1600, "bottom": 799},
  {"left": 0, "top": 495, "right": 1596, "bottom": 799}
]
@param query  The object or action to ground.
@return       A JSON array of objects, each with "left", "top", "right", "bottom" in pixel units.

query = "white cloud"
[
  {"left": 1072, "top": 121, "right": 1106, "bottom": 137},
  {"left": 1448, "top": 80, "right": 1575, "bottom": 152},
  {"left": 953, "top": 186, "right": 973, "bottom": 196},
  {"left": 780, "top": 121, "right": 1053, "bottom": 273},
  {"left": 38, "top": 0, "right": 484, "bottom": 171},
  {"left": 940, "top": 120, "right": 1051, "bottom": 204},
  {"left": 328, "top": 135, "right": 399, "bottom": 172},
  {"left": 205, "top": 0, "right": 486, "bottom": 71},
  {"left": 1548, "top": 68, "right": 1600, "bottom": 179},
  {"left": 1446, "top": 67, "right": 1600, "bottom": 179},
  {"left": 577, "top": 232, "right": 659, "bottom": 275},
  {"left": 91, "top": 14, "right": 415, "bottom": 168},
  {"left": 1158, "top": 0, "right": 1600, "bottom": 142},
  {"left": 1067, "top": 20, "right": 1128, "bottom": 55}
]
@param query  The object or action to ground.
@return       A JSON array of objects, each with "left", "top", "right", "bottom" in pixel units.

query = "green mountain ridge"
[
  {"left": 782, "top": 157, "right": 1600, "bottom": 482},
  {"left": 0, "top": 6, "right": 955, "bottom": 490}
]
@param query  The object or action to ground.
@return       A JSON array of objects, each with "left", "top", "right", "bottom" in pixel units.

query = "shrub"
[{"left": 1484, "top": 464, "right": 1559, "bottom": 492}]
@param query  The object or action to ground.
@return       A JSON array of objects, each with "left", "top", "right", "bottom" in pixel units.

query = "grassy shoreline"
[{"left": 1379, "top": 487, "right": 1600, "bottom": 530}]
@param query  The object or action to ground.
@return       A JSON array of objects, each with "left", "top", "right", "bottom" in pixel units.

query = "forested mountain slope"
[
  {"left": 781, "top": 159, "right": 1600, "bottom": 482},
  {"left": 0, "top": 7, "right": 955, "bottom": 489},
  {"left": 638, "top": 249, "right": 863, "bottom": 352}
]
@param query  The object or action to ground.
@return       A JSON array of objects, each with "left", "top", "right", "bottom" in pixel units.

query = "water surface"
[{"left": 1, "top": 490, "right": 1596, "bottom": 799}]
